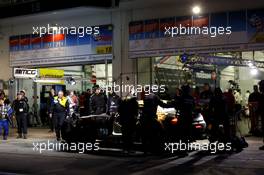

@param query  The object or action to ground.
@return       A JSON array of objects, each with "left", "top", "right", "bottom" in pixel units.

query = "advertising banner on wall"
[
  {"left": 39, "top": 68, "right": 64, "bottom": 78},
  {"left": 9, "top": 25, "right": 113, "bottom": 67},
  {"left": 37, "top": 68, "right": 65, "bottom": 84},
  {"left": 129, "top": 8, "right": 264, "bottom": 58},
  {"left": 14, "top": 68, "right": 38, "bottom": 78}
]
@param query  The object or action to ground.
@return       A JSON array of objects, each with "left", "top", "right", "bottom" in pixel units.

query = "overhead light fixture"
[
  {"left": 66, "top": 77, "right": 76, "bottom": 85},
  {"left": 247, "top": 61, "right": 254, "bottom": 68},
  {"left": 248, "top": 62, "right": 253, "bottom": 67},
  {"left": 192, "top": 5, "right": 201, "bottom": 15},
  {"left": 250, "top": 68, "right": 258, "bottom": 76}
]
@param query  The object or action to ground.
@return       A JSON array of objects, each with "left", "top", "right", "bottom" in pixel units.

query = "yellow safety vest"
[{"left": 54, "top": 96, "right": 67, "bottom": 108}]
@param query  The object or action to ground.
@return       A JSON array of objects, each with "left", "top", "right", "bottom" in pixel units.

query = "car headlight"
[{"left": 170, "top": 118, "right": 178, "bottom": 125}]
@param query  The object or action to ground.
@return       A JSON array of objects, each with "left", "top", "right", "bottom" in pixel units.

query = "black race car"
[{"left": 61, "top": 100, "right": 206, "bottom": 145}]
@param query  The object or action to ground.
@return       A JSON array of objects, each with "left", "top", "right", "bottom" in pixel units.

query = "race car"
[{"left": 61, "top": 100, "right": 206, "bottom": 145}]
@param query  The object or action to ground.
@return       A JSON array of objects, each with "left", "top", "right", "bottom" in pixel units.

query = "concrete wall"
[{"left": 0, "top": 27, "right": 12, "bottom": 81}]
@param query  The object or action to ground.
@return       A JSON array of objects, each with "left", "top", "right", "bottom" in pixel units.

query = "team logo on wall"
[{"left": 14, "top": 68, "right": 38, "bottom": 78}]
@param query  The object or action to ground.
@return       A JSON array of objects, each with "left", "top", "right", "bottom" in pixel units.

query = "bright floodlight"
[
  {"left": 248, "top": 61, "right": 254, "bottom": 67},
  {"left": 250, "top": 68, "right": 258, "bottom": 76},
  {"left": 192, "top": 6, "right": 201, "bottom": 14}
]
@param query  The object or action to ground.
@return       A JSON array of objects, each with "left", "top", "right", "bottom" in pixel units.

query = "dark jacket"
[
  {"left": 179, "top": 94, "right": 195, "bottom": 122},
  {"left": 84, "top": 93, "right": 91, "bottom": 115},
  {"left": 200, "top": 90, "right": 213, "bottom": 101},
  {"left": 248, "top": 92, "right": 261, "bottom": 103},
  {"left": 13, "top": 99, "right": 28, "bottom": 115},
  {"left": 209, "top": 95, "right": 228, "bottom": 123},
  {"left": 47, "top": 95, "right": 55, "bottom": 114},
  {"left": 90, "top": 93, "right": 106, "bottom": 115},
  {"left": 107, "top": 94, "right": 121, "bottom": 114},
  {"left": 50, "top": 96, "right": 69, "bottom": 116},
  {"left": 259, "top": 94, "right": 264, "bottom": 116},
  {"left": 119, "top": 97, "right": 138, "bottom": 125}
]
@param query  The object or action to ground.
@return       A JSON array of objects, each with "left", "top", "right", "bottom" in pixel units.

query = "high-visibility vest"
[{"left": 54, "top": 96, "right": 67, "bottom": 108}]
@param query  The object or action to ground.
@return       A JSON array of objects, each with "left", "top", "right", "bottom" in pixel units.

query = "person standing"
[
  {"left": 32, "top": 96, "right": 41, "bottom": 127},
  {"left": 178, "top": 85, "right": 195, "bottom": 143},
  {"left": 4, "top": 99, "right": 15, "bottom": 128},
  {"left": 258, "top": 80, "right": 264, "bottom": 150},
  {"left": 20, "top": 90, "right": 29, "bottom": 104},
  {"left": 234, "top": 90, "right": 243, "bottom": 105},
  {"left": 209, "top": 88, "right": 229, "bottom": 142},
  {"left": 223, "top": 89, "right": 235, "bottom": 118},
  {"left": 173, "top": 87, "right": 182, "bottom": 109},
  {"left": 13, "top": 92, "right": 29, "bottom": 139},
  {"left": 67, "top": 91, "right": 78, "bottom": 117},
  {"left": 20, "top": 90, "right": 30, "bottom": 126},
  {"left": 47, "top": 89, "right": 56, "bottom": 132},
  {"left": 84, "top": 89, "right": 92, "bottom": 116},
  {"left": 141, "top": 88, "right": 171, "bottom": 153},
  {"left": 90, "top": 86, "right": 106, "bottom": 115},
  {"left": 200, "top": 83, "right": 213, "bottom": 124},
  {"left": 0, "top": 99, "right": 13, "bottom": 140},
  {"left": 200, "top": 83, "right": 213, "bottom": 100},
  {"left": 50, "top": 91, "right": 69, "bottom": 141},
  {"left": 79, "top": 92, "right": 86, "bottom": 116},
  {"left": 234, "top": 89, "right": 243, "bottom": 115},
  {"left": 159, "top": 86, "right": 171, "bottom": 100},
  {"left": 248, "top": 85, "right": 261, "bottom": 134},
  {"left": 119, "top": 95, "right": 138, "bottom": 153},
  {"left": 107, "top": 89, "right": 121, "bottom": 115},
  {"left": 192, "top": 86, "right": 200, "bottom": 105},
  {"left": 244, "top": 90, "right": 251, "bottom": 106}
]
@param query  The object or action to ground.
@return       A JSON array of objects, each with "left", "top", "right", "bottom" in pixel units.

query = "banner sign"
[
  {"left": 9, "top": 25, "right": 113, "bottom": 67},
  {"left": 129, "top": 8, "right": 264, "bottom": 58},
  {"left": 14, "top": 68, "right": 38, "bottom": 78},
  {"left": 39, "top": 68, "right": 64, "bottom": 78}
]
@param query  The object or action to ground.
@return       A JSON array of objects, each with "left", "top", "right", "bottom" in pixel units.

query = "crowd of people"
[
  {"left": 45, "top": 85, "right": 120, "bottom": 141},
  {"left": 0, "top": 80, "right": 263, "bottom": 152},
  {"left": 53, "top": 82, "right": 264, "bottom": 152},
  {"left": 59, "top": 82, "right": 264, "bottom": 152},
  {"left": 0, "top": 86, "right": 115, "bottom": 141},
  {"left": 117, "top": 82, "right": 264, "bottom": 153}
]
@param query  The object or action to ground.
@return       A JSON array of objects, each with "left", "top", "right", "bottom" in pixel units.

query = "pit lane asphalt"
[{"left": 0, "top": 128, "right": 263, "bottom": 175}]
